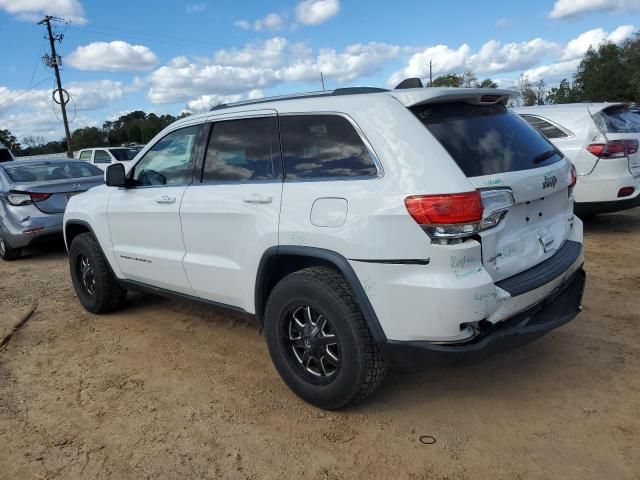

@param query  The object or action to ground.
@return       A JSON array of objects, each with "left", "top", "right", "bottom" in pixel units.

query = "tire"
[
  {"left": 69, "top": 233, "right": 127, "bottom": 314},
  {"left": 264, "top": 266, "right": 386, "bottom": 410},
  {"left": 0, "top": 235, "right": 21, "bottom": 261}
]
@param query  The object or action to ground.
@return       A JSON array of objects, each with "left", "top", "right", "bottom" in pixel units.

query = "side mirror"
[{"left": 105, "top": 163, "right": 127, "bottom": 187}]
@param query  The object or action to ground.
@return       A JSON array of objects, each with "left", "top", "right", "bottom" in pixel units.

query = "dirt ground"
[{"left": 1, "top": 210, "right": 639, "bottom": 480}]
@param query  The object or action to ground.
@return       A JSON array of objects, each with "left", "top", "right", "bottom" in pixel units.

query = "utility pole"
[
  {"left": 320, "top": 71, "right": 325, "bottom": 91},
  {"left": 38, "top": 15, "right": 73, "bottom": 158},
  {"left": 429, "top": 60, "right": 433, "bottom": 87}
]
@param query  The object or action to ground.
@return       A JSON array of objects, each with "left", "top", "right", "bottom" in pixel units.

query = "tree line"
[
  {"left": 1, "top": 110, "right": 188, "bottom": 156},
  {"left": 2, "top": 32, "right": 639, "bottom": 155}
]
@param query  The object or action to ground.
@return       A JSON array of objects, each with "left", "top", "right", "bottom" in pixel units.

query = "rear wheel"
[
  {"left": 264, "top": 267, "right": 386, "bottom": 409},
  {"left": 69, "top": 233, "right": 127, "bottom": 313},
  {"left": 0, "top": 236, "right": 21, "bottom": 261}
]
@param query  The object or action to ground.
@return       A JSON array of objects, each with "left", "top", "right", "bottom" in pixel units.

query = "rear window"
[
  {"left": 595, "top": 106, "right": 640, "bottom": 133},
  {"left": 280, "top": 115, "right": 378, "bottom": 180},
  {"left": 4, "top": 162, "right": 103, "bottom": 182},
  {"left": 411, "top": 102, "right": 562, "bottom": 177},
  {"left": 109, "top": 148, "right": 138, "bottom": 161}
]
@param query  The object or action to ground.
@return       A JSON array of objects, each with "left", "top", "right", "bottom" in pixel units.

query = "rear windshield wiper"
[{"left": 532, "top": 149, "right": 558, "bottom": 164}]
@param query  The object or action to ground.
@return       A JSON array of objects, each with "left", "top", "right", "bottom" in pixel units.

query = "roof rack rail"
[{"left": 209, "top": 87, "right": 388, "bottom": 111}]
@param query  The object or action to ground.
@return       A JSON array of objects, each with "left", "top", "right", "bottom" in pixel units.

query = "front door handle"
[
  {"left": 243, "top": 194, "right": 273, "bottom": 204},
  {"left": 155, "top": 194, "right": 176, "bottom": 204}
]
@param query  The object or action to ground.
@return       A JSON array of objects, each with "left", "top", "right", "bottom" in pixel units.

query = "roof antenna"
[{"left": 395, "top": 78, "right": 424, "bottom": 89}]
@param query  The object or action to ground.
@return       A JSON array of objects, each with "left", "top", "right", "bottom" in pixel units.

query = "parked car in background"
[
  {"left": 515, "top": 103, "right": 640, "bottom": 215},
  {"left": 64, "top": 86, "right": 584, "bottom": 409},
  {"left": 76, "top": 147, "right": 140, "bottom": 171},
  {"left": 0, "top": 159, "right": 103, "bottom": 260},
  {"left": 0, "top": 146, "right": 16, "bottom": 163}
]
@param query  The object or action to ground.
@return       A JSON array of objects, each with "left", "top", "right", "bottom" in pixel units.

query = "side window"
[
  {"left": 94, "top": 150, "right": 112, "bottom": 163},
  {"left": 280, "top": 115, "right": 378, "bottom": 180},
  {"left": 132, "top": 126, "right": 199, "bottom": 187},
  {"left": 79, "top": 150, "right": 92, "bottom": 161},
  {"left": 521, "top": 115, "right": 569, "bottom": 139},
  {"left": 203, "top": 117, "right": 277, "bottom": 182}
]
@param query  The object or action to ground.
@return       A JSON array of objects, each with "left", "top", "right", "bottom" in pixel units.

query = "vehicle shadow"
[
  {"left": 579, "top": 206, "right": 640, "bottom": 234},
  {"left": 20, "top": 239, "right": 68, "bottom": 260}
]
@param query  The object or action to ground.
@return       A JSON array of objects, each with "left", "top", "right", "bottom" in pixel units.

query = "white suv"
[
  {"left": 515, "top": 103, "right": 640, "bottom": 215},
  {"left": 77, "top": 147, "right": 140, "bottom": 171},
  {"left": 64, "top": 86, "right": 586, "bottom": 409}
]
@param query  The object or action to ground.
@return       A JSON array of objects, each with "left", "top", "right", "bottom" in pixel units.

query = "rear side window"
[
  {"left": 79, "top": 151, "right": 92, "bottom": 161},
  {"left": 94, "top": 150, "right": 112, "bottom": 164},
  {"left": 594, "top": 106, "right": 640, "bottom": 133},
  {"left": 520, "top": 115, "right": 570, "bottom": 139},
  {"left": 280, "top": 115, "right": 377, "bottom": 180},
  {"left": 411, "top": 102, "right": 562, "bottom": 177},
  {"left": 203, "top": 117, "right": 277, "bottom": 182}
]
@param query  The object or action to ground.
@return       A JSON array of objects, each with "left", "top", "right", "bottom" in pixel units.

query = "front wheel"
[
  {"left": 69, "top": 233, "right": 127, "bottom": 313},
  {"left": 264, "top": 267, "right": 386, "bottom": 410}
]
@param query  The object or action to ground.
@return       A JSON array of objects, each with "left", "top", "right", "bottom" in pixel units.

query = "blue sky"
[{"left": 1, "top": 0, "right": 639, "bottom": 141}]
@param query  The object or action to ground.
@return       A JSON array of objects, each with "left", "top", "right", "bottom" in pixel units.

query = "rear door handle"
[
  {"left": 155, "top": 194, "right": 176, "bottom": 204},
  {"left": 243, "top": 194, "right": 273, "bottom": 204}
]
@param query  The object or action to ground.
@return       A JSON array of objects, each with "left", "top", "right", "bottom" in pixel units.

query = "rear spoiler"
[{"left": 389, "top": 88, "right": 517, "bottom": 108}]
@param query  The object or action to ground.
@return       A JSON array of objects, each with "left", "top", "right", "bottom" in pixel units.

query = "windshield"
[
  {"left": 109, "top": 148, "right": 138, "bottom": 161},
  {"left": 4, "top": 162, "right": 103, "bottom": 182},
  {"left": 411, "top": 102, "right": 562, "bottom": 177}
]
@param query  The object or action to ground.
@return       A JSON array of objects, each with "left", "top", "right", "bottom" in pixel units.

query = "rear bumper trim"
[
  {"left": 495, "top": 240, "right": 582, "bottom": 297},
  {"left": 380, "top": 267, "right": 585, "bottom": 367}
]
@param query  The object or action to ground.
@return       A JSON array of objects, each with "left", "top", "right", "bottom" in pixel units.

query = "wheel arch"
[{"left": 255, "top": 245, "right": 387, "bottom": 342}]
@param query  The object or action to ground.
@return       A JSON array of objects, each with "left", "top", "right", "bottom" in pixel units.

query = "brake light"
[
  {"left": 405, "top": 192, "right": 482, "bottom": 225},
  {"left": 405, "top": 190, "right": 512, "bottom": 242},
  {"left": 587, "top": 140, "right": 638, "bottom": 158},
  {"left": 29, "top": 192, "right": 51, "bottom": 202}
]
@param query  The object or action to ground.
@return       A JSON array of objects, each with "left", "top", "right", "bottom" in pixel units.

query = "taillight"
[
  {"left": 29, "top": 192, "right": 51, "bottom": 202},
  {"left": 405, "top": 190, "right": 512, "bottom": 242},
  {"left": 568, "top": 163, "right": 577, "bottom": 198},
  {"left": 6, "top": 192, "right": 51, "bottom": 206},
  {"left": 618, "top": 187, "right": 635, "bottom": 198},
  {"left": 587, "top": 140, "right": 638, "bottom": 158},
  {"left": 405, "top": 192, "right": 483, "bottom": 225}
]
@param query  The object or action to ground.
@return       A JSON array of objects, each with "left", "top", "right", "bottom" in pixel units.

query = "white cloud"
[
  {"left": 388, "top": 38, "right": 556, "bottom": 86},
  {"left": 522, "top": 59, "right": 582, "bottom": 83},
  {"left": 185, "top": 90, "right": 264, "bottom": 113},
  {"left": 234, "top": 12, "right": 285, "bottom": 31},
  {"left": 0, "top": 0, "right": 87, "bottom": 24},
  {"left": 561, "top": 25, "right": 635, "bottom": 59},
  {"left": 67, "top": 41, "right": 158, "bottom": 72},
  {"left": 495, "top": 18, "right": 511, "bottom": 28},
  {"left": 185, "top": 3, "right": 205, "bottom": 13},
  {"left": 147, "top": 38, "right": 401, "bottom": 104},
  {"left": 549, "top": 0, "right": 640, "bottom": 19},
  {"left": 295, "top": 0, "right": 340, "bottom": 25},
  {"left": 234, "top": 19, "right": 251, "bottom": 30}
]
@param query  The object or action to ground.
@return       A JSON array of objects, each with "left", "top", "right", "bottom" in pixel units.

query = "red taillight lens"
[
  {"left": 29, "top": 192, "right": 51, "bottom": 202},
  {"left": 624, "top": 139, "right": 639, "bottom": 155},
  {"left": 587, "top": 140, "right": 637, "bottom": 158},
  {"left": 405, "top": 192, "right": 483, "bottom": 225},
  {"left": 569, "top": 164, "right": 577, "bottom": 188}
]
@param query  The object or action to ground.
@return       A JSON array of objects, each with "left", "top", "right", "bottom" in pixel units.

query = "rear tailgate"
[
  {"left": 470, "top": 162, "right": 573, "bottom": 282},
  {"left": 591, "top": 105, "right": 640, "bottom": 178},
  {"left": 17, "top": 177, "right": 103, "bottom": 214},
  {"left": 409, "top": 94, "right": 576, "bottom": 284}
]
